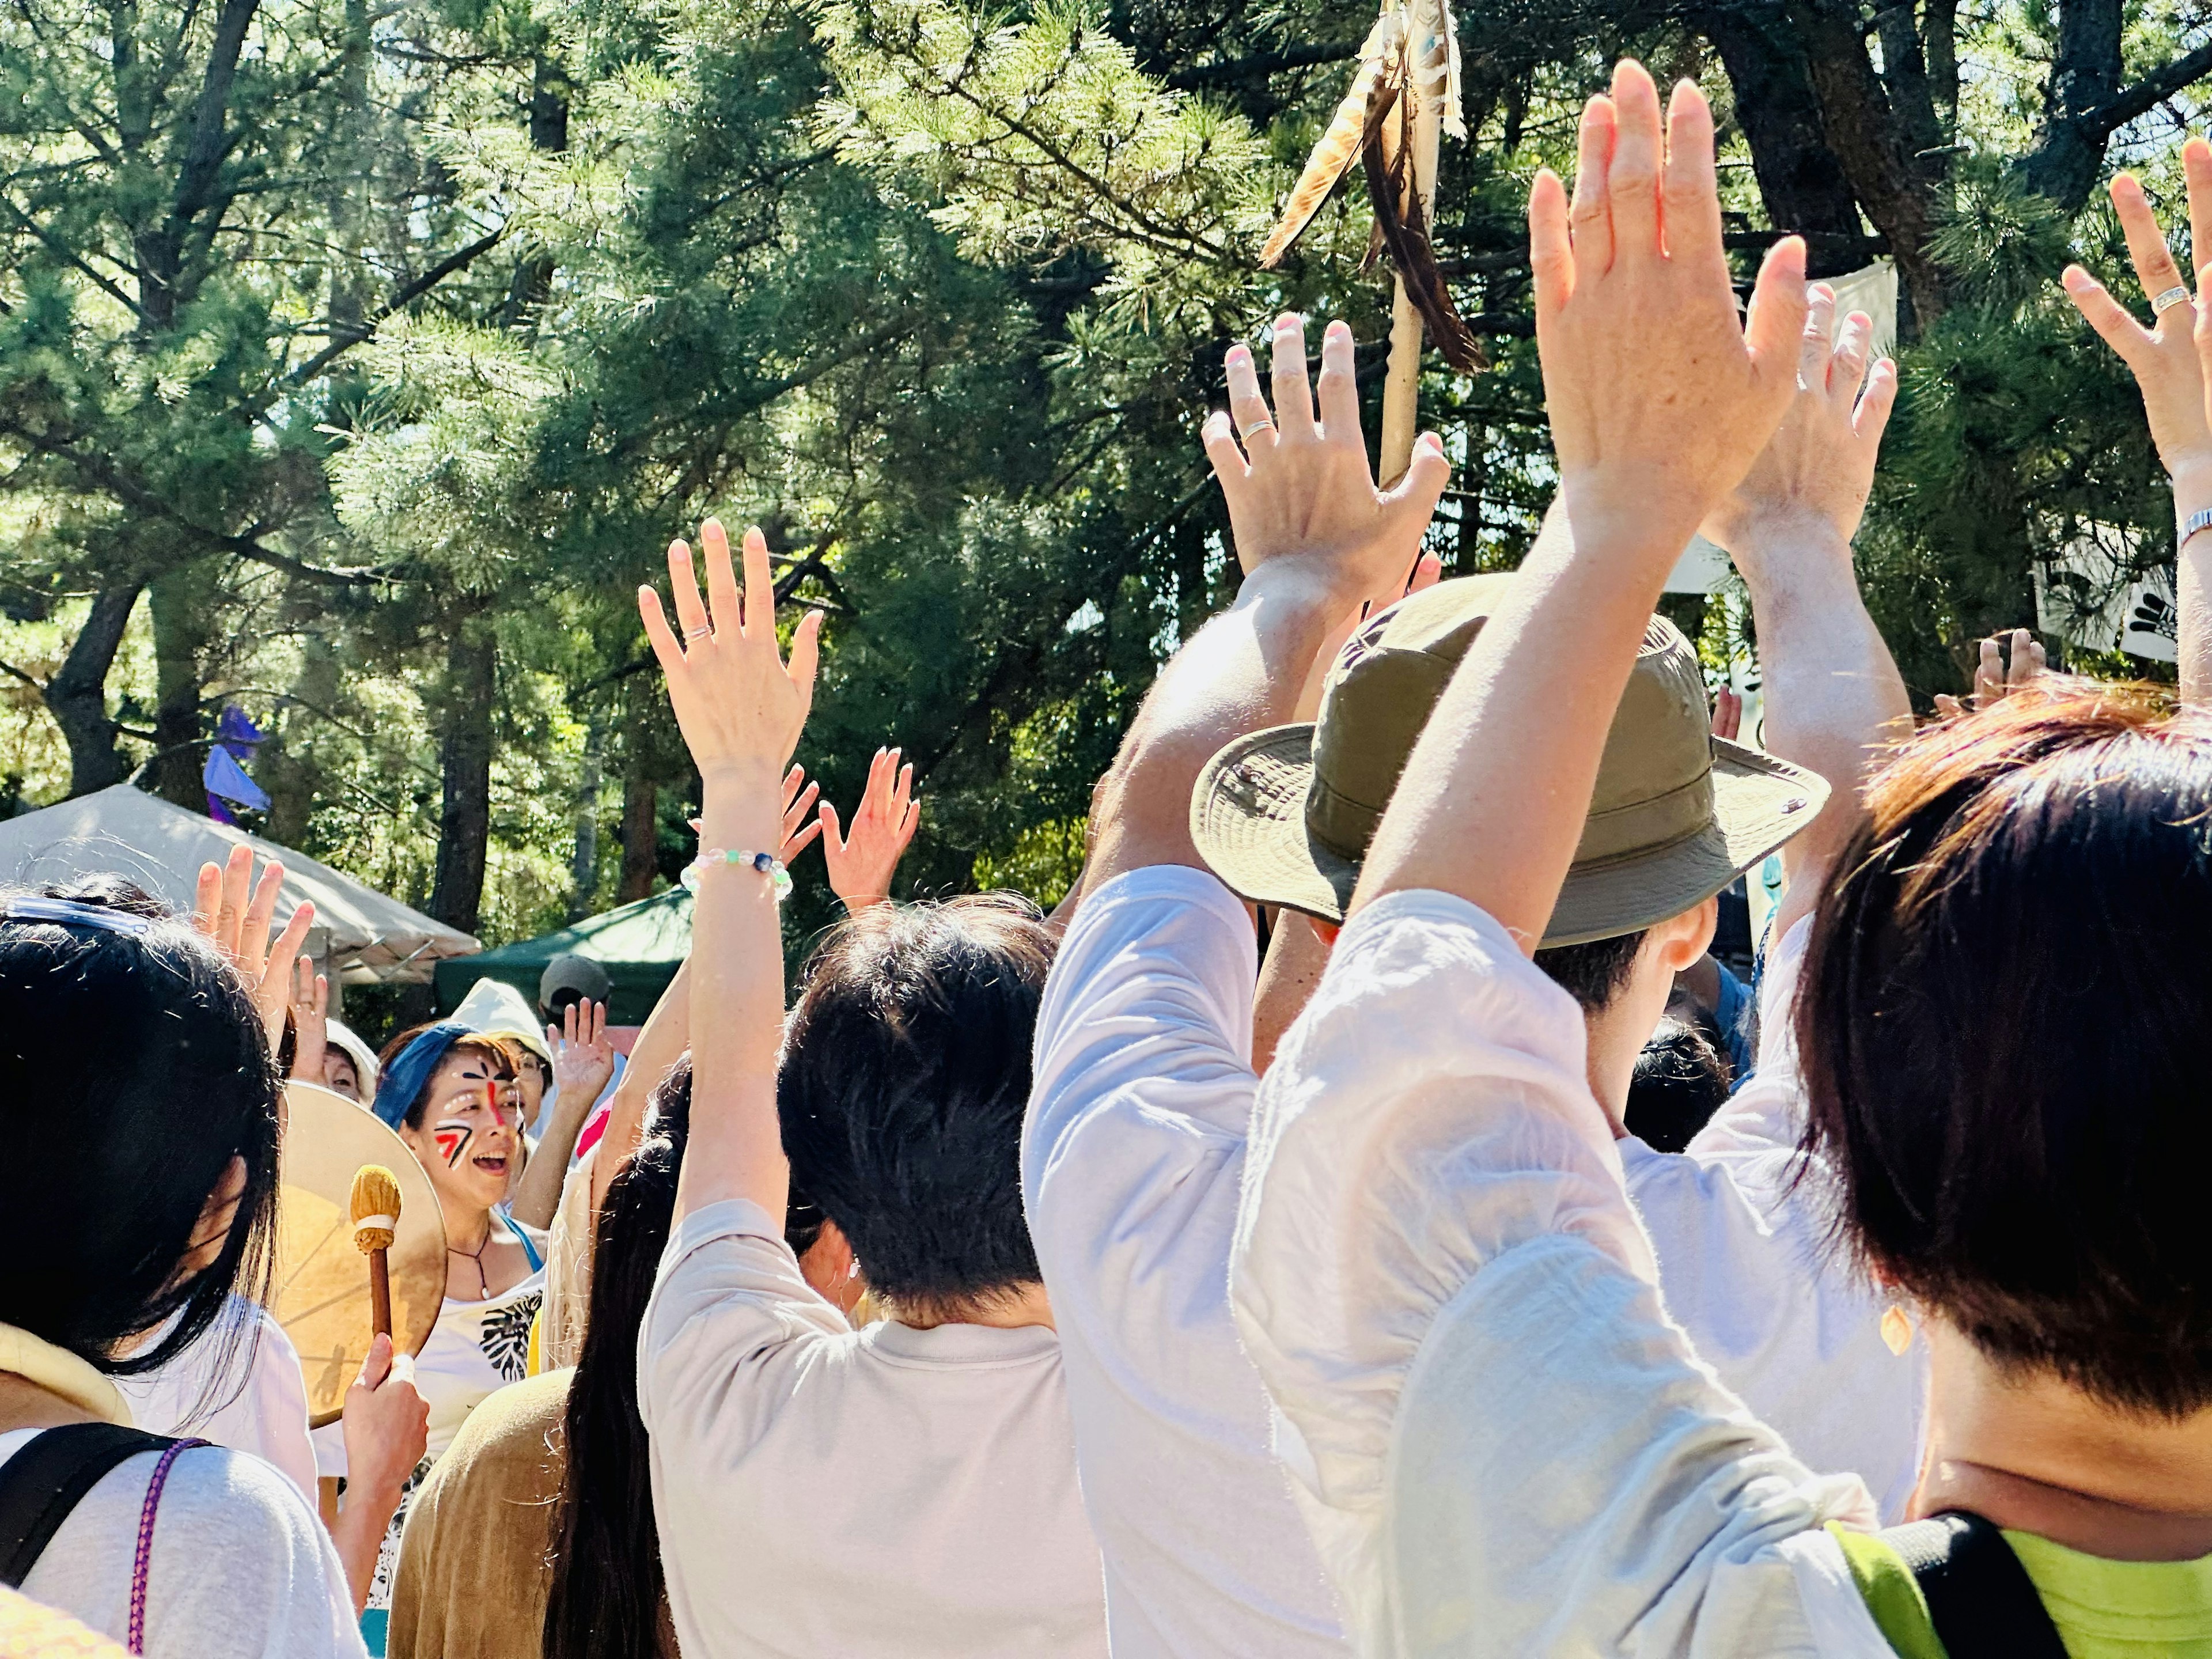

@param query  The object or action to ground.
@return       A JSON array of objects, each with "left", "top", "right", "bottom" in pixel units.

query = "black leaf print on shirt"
[{"left": 479, "top": 1292, "right": 541, "bottom": 1382}]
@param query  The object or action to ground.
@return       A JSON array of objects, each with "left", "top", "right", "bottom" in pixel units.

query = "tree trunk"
[
  {"left": 44, "top": 583, "right": 143, "bottom": 798},
  {"left": 429, "top": 623, "right": 497, "bottom": 935},
  {"left": 568, "top": 709, "right": 605, "bottom": 921},
  {"left": 2017, "top": 0, "right": 2124, "bottom": 213},
  {"left": 1699, "top": 2, "right": 1868, "bottom": 275},
  {"left": 147, "top": 560, "right": 218, "bottom": 808},
  {"left": 617, "top": 681, "right": 664, "bottom": 904},
  {"left": 1788, "top": 0, "right": 1949, "bottom": 327}
]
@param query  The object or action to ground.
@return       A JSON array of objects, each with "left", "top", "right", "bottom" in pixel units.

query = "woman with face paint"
[{"left": 310, "top": 1025, "right": 550, "bottom": 1650}]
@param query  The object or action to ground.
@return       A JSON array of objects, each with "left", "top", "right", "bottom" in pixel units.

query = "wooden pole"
[
  {"left": 1378, "top": 1, "right": 1449, "bottom": 488},
  {"left": 1378, "top": 279, "right": 1425, "bottom": 487},
  {"left": 368, "top": 1249, "right": 392, "bottom": 1339}
]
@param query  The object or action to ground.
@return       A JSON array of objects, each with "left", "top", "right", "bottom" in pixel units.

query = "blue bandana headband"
[{"left": 370, "top": 1021, "right": 474, "bottom": 1130}]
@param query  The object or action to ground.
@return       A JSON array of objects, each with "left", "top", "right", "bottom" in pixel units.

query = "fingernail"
[
  {"left": 2061, "top": 266, "right": 2093, "bottom": 291},
  {"left": 1326, "top": 320, "right": 1351, "bottom": 339}
]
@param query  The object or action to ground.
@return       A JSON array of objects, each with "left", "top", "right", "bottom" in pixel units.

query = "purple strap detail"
[{"left": 128, "top": 1438, "right": 206, "bottom": 1654}]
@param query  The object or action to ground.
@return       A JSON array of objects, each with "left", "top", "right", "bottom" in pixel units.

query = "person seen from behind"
[
  {"left": 634, "top": 519, "right": 1107, "bottom": 1656},
  {"left": 0, "top": 880, "right": 364, "bottom": 1656},
  {"left": 1232, "top": 74, "right": 2212, "bottom": 1656}
]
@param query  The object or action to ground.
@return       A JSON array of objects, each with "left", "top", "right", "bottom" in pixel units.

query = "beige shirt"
[
  {"left": 639, "top": 1200, "right": 1110, "bottom": 1658},
  {"left": 388, "top": 1370, "right": 567, "bottom": 1659}
]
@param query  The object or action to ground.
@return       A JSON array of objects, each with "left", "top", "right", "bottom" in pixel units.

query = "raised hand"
[
  {"left": 548, "top": 997, "right": 617, "bottom": 1109},
  {"left": 192, "top": 844, "right": 316, "bottom": 1052},
  {"left": 638, "top": 518, "right": 825, "bottom": 788},
  {"left": 2063, "top": 164, "right": 2212, "bottom": 484},
  {"left": 287, "top": 955, "right": 329, "bottom": 1083},
  {"left": 1201, "top": 314, "right": 1450, "bottom": 607},
  {"left": 1531, "top": 63, "right": 1807, "bottom": 561},
  {"left": 819, "top": 747, "right": 921, "bottom": 908},
  {"left": 1701, "top": 285, "right": 1897, "bottom": 556},
  {"left": 1933, "top": 629, "right": 2047, "bottom": 720}
]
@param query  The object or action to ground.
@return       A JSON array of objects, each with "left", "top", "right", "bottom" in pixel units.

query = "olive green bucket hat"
[{"left": 1189, "top": 574, "right": 1830, "bottom": 946}]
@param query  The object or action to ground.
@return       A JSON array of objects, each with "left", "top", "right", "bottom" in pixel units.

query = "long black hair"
[
  {"left": 0, "top": 878, "right": 281, "bottom": 1380},
  {"left": 542, "top": 1060, "right": 693, "bottom": 1659}
]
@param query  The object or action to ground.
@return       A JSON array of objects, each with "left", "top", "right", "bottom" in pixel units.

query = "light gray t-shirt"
[
  {"left": 638, "top": 1198, "right": 1109, "bottom": 1658},
  {"left": 2, "top": 1428, "right": 364, "bottom": 1658}
]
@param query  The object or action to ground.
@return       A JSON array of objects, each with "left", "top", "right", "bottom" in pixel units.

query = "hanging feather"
[
  {"left": 1361, "top": 99, "right": 1483, "bottom": 370},
  {"left": 1258, "top": 6, "right": 1405, "bottom": 268}
]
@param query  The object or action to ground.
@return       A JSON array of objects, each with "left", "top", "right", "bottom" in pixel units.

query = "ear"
[
  {"left": 798, "top": 1218, "right": 866, "bottom": 1316},
  {"left": 1651, "top": 895, "right": 1719, "bottom": 972}
]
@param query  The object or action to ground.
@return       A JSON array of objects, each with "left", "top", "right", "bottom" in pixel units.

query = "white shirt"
[
  {"left": 1025, "top": 867, "right": 1348, "bottom": 1657},
  {"left": 639, "top": 1199, "right": 1109, "bottom": 1659},
  {"left": 113, "top": 1296, "right": 319, "bottom": 1507},
  {"left": 1621, "top": 918, "right": 1927, "bottom": 1521},
  {"left": 1231, "top": 891, "right": 1898, "bottom": 1657},
  {"left": 311, "top": 1222, "right": 546, "bottom": 1611},
  {"left": 3, "top": 1429, "right": 365, "bottom": 1659}
]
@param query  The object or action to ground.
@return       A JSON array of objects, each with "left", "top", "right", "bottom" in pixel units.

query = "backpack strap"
[
  {"left": 0, "top": 1423, "right": 178, "bottom": 1589},
  {"left": 1883, "top": 1511, "right": 2072, "bottom": 1659}
]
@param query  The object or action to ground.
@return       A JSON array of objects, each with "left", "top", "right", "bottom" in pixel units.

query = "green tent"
[{"left": 434, "top": 887, "right": 691, "bottom": 1026}]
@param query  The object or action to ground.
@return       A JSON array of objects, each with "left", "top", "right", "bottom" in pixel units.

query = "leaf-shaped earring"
[{"left": 1880, "top": 1304, "right": 1914, "bottom": 1357}]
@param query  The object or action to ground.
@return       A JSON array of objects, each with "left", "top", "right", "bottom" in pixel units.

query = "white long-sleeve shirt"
[
  {"left": 1231, "top": 889, "right": 1899, "bottom": 1657},
  {"left": 1027, "top": 868, "right": 1349, "bottom": 1657}
]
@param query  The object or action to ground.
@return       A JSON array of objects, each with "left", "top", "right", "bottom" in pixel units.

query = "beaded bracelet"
[{"left": 682, "top": 848, "right": 794, "bottom": 901}]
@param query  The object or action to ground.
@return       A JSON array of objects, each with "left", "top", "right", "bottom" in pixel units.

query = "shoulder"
[
  {"left": 26, "top": 1443, "right": 359, "bottom": 1658},
  {"left": 438, "top": 1370, "right": 570, "bottom": 1474}
]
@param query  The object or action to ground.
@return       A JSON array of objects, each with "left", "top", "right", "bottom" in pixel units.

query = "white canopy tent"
[{"left": 0, "top": 785, "right": 478, "bottom": 984}]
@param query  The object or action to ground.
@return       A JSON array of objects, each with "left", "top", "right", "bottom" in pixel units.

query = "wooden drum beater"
[{"left": 350, "top": 1164, "right": 403, "bottom": 1338}]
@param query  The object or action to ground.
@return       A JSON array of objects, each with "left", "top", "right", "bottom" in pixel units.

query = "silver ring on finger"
[
  {"left": 685, "top": 624, "right": 712, "bottom": 642},
  {"left": 2154, "top": 285, "right": 2192, "bottom": 315},
  {"left": 1238, "top": 417, "right": 1276, "bottom": 441}
]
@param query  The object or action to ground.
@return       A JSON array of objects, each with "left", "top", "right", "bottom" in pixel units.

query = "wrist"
[
  {"left": 698, "top": 758, "right": 785, "bottom": 797},
  {"left": 1559, "top": 473, "right": 1708, "bottom": 573},
  {"left": 338, "top": 1474, "right": 406, "bottom": 1516},
  {"left": 1236, "top": 556, "right": 1369, "bottom": 617},
  {"left": 2172, "top": 456, "right": 2212, "bottom": 525}
]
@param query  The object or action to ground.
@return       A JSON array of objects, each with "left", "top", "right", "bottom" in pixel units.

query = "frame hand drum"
[{"left": 272, "top": 1082, "right": 445, "bottom": 1426}]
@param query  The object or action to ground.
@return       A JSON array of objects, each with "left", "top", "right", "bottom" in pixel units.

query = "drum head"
[{"left": 273, "top": 1082, "right": 446, "bottom": 1426}]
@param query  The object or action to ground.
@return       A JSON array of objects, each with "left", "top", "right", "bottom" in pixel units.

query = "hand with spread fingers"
[
  {"left": 638, "top": 518, "right": 825, "bottom": 1214},
  {"left": 1933, "top": 628, "right": 2048, "bottom": 721},
  {"left": 1531, "top": 63, "right": 1808, "bottom": 561},
  {"left": 2064, "top": 145, "right": 2212, "bottom": 707},
  {"left": 1700, "top": 285, "right": 1898, "bottom": 558},
  {"left": 192, "top": 845, "right": 317, "bottom": 1052},
  {"left": 548, "top": 997, "right": 617, "bottom": 1110},
  {"left": 820, "top": 747, "right": 921, "bottom": 910},
  {"left": 1200, "top": 314, "right": 1450, "bottom": 608},
  {"left": 639, "top": 518, "right": 825, "bottom": 790},
  {"left": 2063, "top": 163, "right": 2212, "bottom": 484}
]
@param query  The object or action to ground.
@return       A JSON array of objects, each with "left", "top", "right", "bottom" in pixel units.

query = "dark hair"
[
  {"left": 1535, "top": 929, "right": 1648, "bottom": 1012},
  {"left": 1624, "top": 1017, "right": 1731, "bottom": 1153},
  {"left": 1801, "top": 681, "right": 2212, "bottom": 1415},
  {"left": 544, "top": 1061, "right": 693, "bottom": 1659},
  {"left": 374, "top": 1024, "right": 517, "bottom": 1130},
  {"left": 0, "top": 878, "right": 280, "bottom": 1382},
  {"left": 778, "top": 895, "right": 1054, "bottom": 1315}
]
